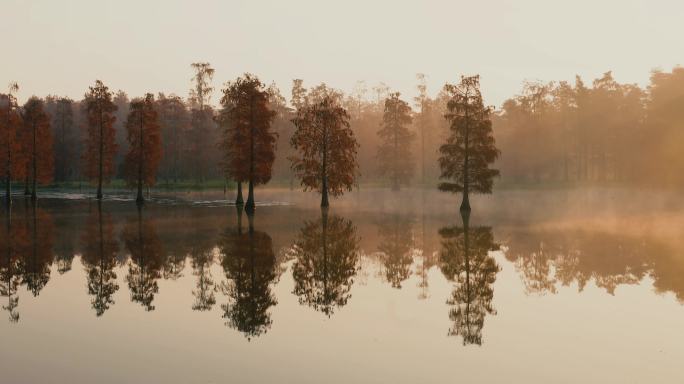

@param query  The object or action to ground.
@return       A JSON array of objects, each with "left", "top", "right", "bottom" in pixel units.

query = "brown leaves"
[{"left": 290, "top": 96, "right": 359, "bottom": 198}]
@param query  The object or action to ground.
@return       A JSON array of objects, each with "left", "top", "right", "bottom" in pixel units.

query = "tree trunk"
[
  {"left": 136, "top": 110, "right": 144, "bottom": 205},
  {"left": 245, "top": 96, "right": 256, "bottom": 213},
  {"left": 321, "top": 124, "right": 329, "bottom": 208},
  {"left": 461, "top": 105, "right": 471, "bottom": 213},
  {"left": 235, "top": 181, "right": 244, "bottom": 205},
  {"left": 246, "top": 180, "right": 255, "bottom": 213},
  {"left": 31, "top": 121, "right": 37, "bottom": 201},
  {"left": 5, "top": 115, "right": 12, "bottom": 205},
  {"left": 321, "top": 175, "right": 329, "bottom": 208},
  {"left": 97, "top": 103, "right": 104, "bottom": 200},
  {"left": 24, "top": 172, "right": 30, "bottom": 196}
]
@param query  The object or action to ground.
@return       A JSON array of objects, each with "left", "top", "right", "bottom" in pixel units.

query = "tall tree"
[
  {"left": 439, "top": 76, "right": 500, "bottom": 211},
  {"left": 123, "top": 94, "right": 162, "bottom": 204},
  {"left": 0, "top": 83, "right": 23, "bottom": 205},
  {"left": 46, "top": 97, "right": 76, "bottom": 182},
  {"left": 290, "top": 96, "right": 359, "bottom": 207},
  {"left": 414, "top": 73, "right": 433, "bottom": 184},
  {"left": 188, "top": 62, "right": 216, "bottom": 184},
  {"left": 21, "top": 97, "right": 54, "bottom": 200},
  {"left": 83, "top": 80, "right": 118, "bottom": 200},
  {"left": 377, "top": 92, "right": 414, "bottom": 190},
  {"left": 219, "top": 74, "right": 277, "bottom": 211},
  {"left": 155, "top": 94, "right": 189, "bottom": 184}
]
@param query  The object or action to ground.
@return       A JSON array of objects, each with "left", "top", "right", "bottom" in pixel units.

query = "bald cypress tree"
[
  {"left": 439, "top": 76, "right": 500, "bottom": 212},
  {"left": 377, "top": 92, "right": 414, "bottom": 190},
  {"left": 219, "top": 74, "right": 277, "bottom": 212}
]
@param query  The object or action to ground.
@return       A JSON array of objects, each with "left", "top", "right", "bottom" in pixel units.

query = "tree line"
[
  {"left": 5, "top": 64, "right": 683, "bottom": 207},
  {"left": 2, "top": 63, "right": 502, "bottom": 210}
]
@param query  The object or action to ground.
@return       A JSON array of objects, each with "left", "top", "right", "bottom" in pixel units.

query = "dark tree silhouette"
[
  {"left": 81, "top": 201, "right": 120, "bottom": 316},
  {"left": 0, "top": 83, "right": 23, "bottom": 205},
  {"left": 376, "top": 214, "right": 414, "bottom": 289},
  {"left": 439, "top": 76, "right": 500, "bottom": 211},
  {"left": 218, "top": 74, "right": 277, "bottom": 211},
  {"left": 219, "top": 208, "right": 279, "bottom": 339},
  {"left": 155, "top": 93, "right": 189, "bottom": 184},
  {"left": 83, "top": 80, "right": 118, "bottom": 200},
  {"left": 123, "top": 93, "right": 162, "bottom": 204},
  {"left": 439, "top": 211, "right": 499, "bottom": 345},
  {"left": 46, "top": 97, "right": 77, "bottom": 182},
  {"left": 291, "top": 211, "right": 359, "bottom": 316},
  {"left": 290, "top": 96, "right": 359, "bottom": 207},
  {"left": 21, "top": 97, "right": 54, "bottom": 200},
  {"left": 377, "top": 92, "right": 414, "bottom": 190},
  {"left": 123, "top": 206, "right": 164, "bottom": 311}
]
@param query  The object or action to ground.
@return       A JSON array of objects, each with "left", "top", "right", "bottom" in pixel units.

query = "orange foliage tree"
[
  {"left": 0, "top": 83, "right": 24, "bottom": 204},
  {"left": 83, "top": 80, "right": 118, "bottom": 200},
  {"left": 290, "top": 96, "right": 359, "bottom": 207},
  {"left": 21, "top": 97, "right": 54, "bottom": 200},
  {"left": 219, "top": 74, "right": 277, "bottom": 211},
  {"left": 123, "top": 94, "right": 162, "bottom": 204}
]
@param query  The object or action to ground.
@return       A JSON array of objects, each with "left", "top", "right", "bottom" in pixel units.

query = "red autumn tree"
[
  {"left": 290, "top": 96, "right": 359, "bottom": 207},
  {"left": 83, "top": 80, "right": 118, "bottom": 200},
  {"left": 0, "top": 83, "right": 24, "bottom": 204},
  {"left": 219, "top": 74, "right": 277, "bottom": 211},
  {"left": 21, "top": 97, "right": 54, "bottom": 200},
  {"left": 123, "top": 94, "right": 162, "bottom": 204}
]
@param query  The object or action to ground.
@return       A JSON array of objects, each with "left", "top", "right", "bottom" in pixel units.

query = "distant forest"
[{"left": 2, "top": 65, "right": 684, "bottom": 193}]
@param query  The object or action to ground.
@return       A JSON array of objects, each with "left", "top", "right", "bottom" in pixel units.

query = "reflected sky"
[{"left": 0, "top": 188, "right": 683, "bottom": 383}]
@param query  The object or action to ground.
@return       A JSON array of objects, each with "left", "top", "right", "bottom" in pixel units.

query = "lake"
[{"left": 0, "top": 187, "right": 682, "bottom": 383}]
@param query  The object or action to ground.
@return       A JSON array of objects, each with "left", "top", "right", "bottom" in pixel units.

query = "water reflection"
[
  {"left": 123, "top": 206, "right": 164, "bottom": 311},
  {"left": 219, "top": 207, "right": 279, "bottom": 339},
  {"left": 0, "top": 194, "right": 682, "bottom": 347},
  {"left": 81, "top": 201, "right": 119, "bottom": 316},
  {"left": 290, "top": 209, "right": 360, "bottom": 316},
  {"left": 376, "top": 214, "right": 414, "bottom": 289},
  {"left": 0, "top": 205, "right": 21, "bottom": 322},
  {"left": 439, "top": 211, "right": 500, "bottom": 345},
  {"left": 19, "top": 202, "right": 54, "bottom": 297},
  {"left": 504, "top": 229, "right": 673, "bottom": 297}
]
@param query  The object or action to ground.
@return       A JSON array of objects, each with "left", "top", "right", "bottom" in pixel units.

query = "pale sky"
[{"left": 2, "top": 0, "right": 683, "bottom": 108}]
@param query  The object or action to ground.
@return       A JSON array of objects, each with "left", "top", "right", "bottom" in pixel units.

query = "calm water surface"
[{"left": 1, "top": 188, "right": 682, "bottom": 383}]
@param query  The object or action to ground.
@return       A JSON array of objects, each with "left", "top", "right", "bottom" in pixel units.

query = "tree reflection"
[
  {"left": 123, "top": 206, "right": 164, "bottom": 311},
  {"left": 219, "top": 207, "right": 278, "bottom": 339},
  {"left": 291, "top": 209, "right": 359, "bottom": 316},
  {"left": 505, "top": 230, "right": 653, "bottom": 296},
  {"left": 439, "top": 210, "right": 499, "bottom": 345},
  {"left": 18, "top": 202, "right": 54, "bottom": 297},
  {"left": 0, "top": 205, "right": 24, "bottom": 322},
  {"left": 376, "top": 214, "right": 414, "bottom": 288},
  {"left": 190, "top": 240, "right": 217, "bottom": 311},
  {"left": 81, "top": 201, "right": 120, "bottom": 316}
]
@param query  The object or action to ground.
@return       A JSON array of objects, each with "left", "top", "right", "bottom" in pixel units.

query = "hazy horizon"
[{"left": 2, "top": 0, "right": 683, "bottom": 106}]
